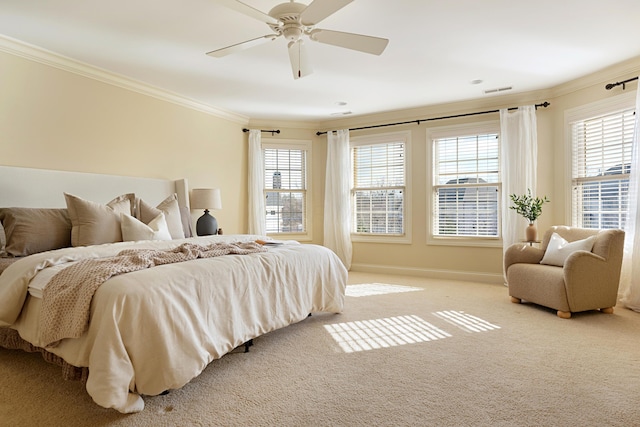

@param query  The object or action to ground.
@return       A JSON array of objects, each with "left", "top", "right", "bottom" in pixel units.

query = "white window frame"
[
  {"left": 564, "top": 92, "right": 636, "bottom": 229},
  {"left": 262, "top": 138, "right": 312, "bottom": 241},
  {"left": 350, "top": 131, "right": 412, "bottom": 244},
  {"left": 427, "top": 121, "right": 502, "bottom": 248}
]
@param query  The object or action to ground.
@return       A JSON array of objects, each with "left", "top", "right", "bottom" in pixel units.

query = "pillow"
[
  {"left": 136, "top": 194, "right": 186, "bottom": 239},
  {"left": 65, "top": 193, "right": 135, "bottom": 247},
  {"left": 121, "top": 213, "right": 172, "bottom": 242},
  {"left": 0, "top": 208, "right": 72, "bottom": 256},
  {"left": 179, "top": 206, "right": 193, "bottom": 239},
  {"left": 540, "top": 232, "right": 597, "bottom": 267},
  {"left": 0, "top": 220, "right": 6, "bottom": 256}
]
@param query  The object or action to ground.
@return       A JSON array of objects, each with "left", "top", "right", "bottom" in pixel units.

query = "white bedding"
[{"left": 0, "top": 234, "right": 347, "bottom": 413}]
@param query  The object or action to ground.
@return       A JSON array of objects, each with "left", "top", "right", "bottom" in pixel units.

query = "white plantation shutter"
[
  {"left": 433, "top": 132, "right": 500, "bottom": 237},
  {"left": 352, "top": 141, "right": 405, "bottom": 234},
  {"left": 571, "top": 108, "right": 634, "bottom": 229}
]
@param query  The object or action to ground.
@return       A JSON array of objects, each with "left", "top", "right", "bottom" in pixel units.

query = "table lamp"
[{"left": 191, "top": 188, "right": 222, "bottom": 236}]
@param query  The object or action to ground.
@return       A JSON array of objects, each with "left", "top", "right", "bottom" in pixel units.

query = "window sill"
[
  {"left": 351, "top": 233, "right": 412, "bottom": 244},
  {"left": 427, "top": 235, "right": 502, "bottom": 248},
  {"left": 266, "top": 233, "right": 312, "bottom": 242}
]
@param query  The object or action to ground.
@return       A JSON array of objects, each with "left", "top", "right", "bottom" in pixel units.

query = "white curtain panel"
[
  {"left": 620, "top": 85, "right": 640, "bottom": 312},
  {"left": 500, "top": 106, "right": 538, "bottom": 282},
  {"left": 324, "top": 129, "right": 352, "bottom": 269},
  {"left": 248, "top": 129, "right": 266, "bottom": 236}
]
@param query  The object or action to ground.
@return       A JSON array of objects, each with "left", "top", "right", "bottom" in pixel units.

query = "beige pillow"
[
  {"left": 136, "top": 194, "right": 185, "bottom": 239},
  {"left": 65, "top": 193, "right": 135, "bottom": 247},
  {"left": 0, "top": 207, "right": 72, "bottom": 256},
  {"left": 0, "top": 220, "right": 6, "bottom": 256},
  {"left": 121, "top": 213, "right": 172, "bottom": 242}
]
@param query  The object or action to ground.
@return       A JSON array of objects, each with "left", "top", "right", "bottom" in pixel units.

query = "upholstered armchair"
[{"left": 504, "top": 226, "right": 625, "bottom": 318}]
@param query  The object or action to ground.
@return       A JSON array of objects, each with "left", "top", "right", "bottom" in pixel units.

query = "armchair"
[{"left": 504, "top": 226, "right": 625, "bottom": 318}]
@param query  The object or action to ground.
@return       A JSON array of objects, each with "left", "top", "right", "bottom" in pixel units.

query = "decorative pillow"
[
  {"left": 540, "top": 232, "right": 597, "bottom": 267},
  {"left": 0, "top": 220, "right": 6, "bottom": 256},
  {"left": 179, "top": 206, "right": 193, "bottom": 239},
  {"left": 65, "top": 193, "right": 135, "bottom": 247},
  {"left": 136, "top": 194, "right": 186, "bottom": 239},
  {"left": 0, "top": 208, "right": 72, "bottom": 256},
  {"left": 121, "top": 213, "right": 172, "bottom": 242}
]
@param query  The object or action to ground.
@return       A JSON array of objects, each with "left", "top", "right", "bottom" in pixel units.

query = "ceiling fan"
[{"left": 207, "top": 0, "right": 389, "bottom": 79}]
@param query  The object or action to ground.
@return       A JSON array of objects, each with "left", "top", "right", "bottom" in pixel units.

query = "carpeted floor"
[{"left": 1, "top": 271, "right": 639, "bottom": 426}]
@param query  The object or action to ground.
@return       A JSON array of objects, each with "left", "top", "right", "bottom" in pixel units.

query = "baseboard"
[{"left": 350, "top": 263, "right": 504, "bottom": 285}]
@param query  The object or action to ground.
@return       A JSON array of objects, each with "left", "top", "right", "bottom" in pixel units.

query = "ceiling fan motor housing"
[{"left": 269, "top": 2, "right": 308, "bottom": 41}]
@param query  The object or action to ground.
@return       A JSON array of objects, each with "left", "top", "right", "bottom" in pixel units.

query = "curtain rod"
[
  {"left": 316, "top": 102, "right": 551, "bottom": 136},
  {"left": 242, "top": 128, "right": 281, "bottom": 135},
  {"left": 605, "top": 76, "right": 639, "bottom": 90}
]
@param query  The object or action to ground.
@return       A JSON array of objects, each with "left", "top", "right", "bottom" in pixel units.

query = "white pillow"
[
  {"left": 540, "top": 232, "right": 597, "bottom": 267},
  {"left": 121, "top": 212, "right": 172, "bottom": 242},
  {"left": 136, "top": 194, "right": 185, "bottom": 239}
]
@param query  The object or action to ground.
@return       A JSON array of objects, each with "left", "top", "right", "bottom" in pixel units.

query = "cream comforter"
[{"left": 0, "top": 235, "right": 347, "bottom": 413}]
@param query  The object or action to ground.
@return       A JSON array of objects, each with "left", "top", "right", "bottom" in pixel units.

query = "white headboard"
[{"left": 0, "top": 166, "right": 189, "bottom": 208}]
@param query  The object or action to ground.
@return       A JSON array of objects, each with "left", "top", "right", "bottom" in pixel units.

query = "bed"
[{"left": 0, "top": 166, "right": 347, "bottom": 413}]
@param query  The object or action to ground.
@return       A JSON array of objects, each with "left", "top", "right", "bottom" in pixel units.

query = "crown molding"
[
  {"left": 0, "top": 34, "right": 249, "bottom": 125},
  {"left": 548, "top": 56, "right": 640, "bottom": 98}
]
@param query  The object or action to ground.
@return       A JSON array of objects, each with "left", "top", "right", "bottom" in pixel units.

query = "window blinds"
[
  {"left": 433, "top": 133, "right": 500, "bottom": 237},
  {"left": 352, "top": 142, "right": 405, "bottom": 235},
  {"left": 263, "top": 148, "right": 307, "bottom": 233},
  {"left": 571, "top": 109, "right": 634, "bottom": 229}
]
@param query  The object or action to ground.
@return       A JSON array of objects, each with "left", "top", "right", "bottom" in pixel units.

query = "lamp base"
[{"left": 196, "top": 209, "right": 218, "bottom": 236}]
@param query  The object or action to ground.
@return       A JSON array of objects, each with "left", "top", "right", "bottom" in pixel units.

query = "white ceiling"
[{"left": 1, "top": 0, "right": 640, "bottom": 122}]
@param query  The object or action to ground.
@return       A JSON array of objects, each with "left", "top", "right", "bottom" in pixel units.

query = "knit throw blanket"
[{"left": 39, "top": 241, "right": 268, "bottom": 348}]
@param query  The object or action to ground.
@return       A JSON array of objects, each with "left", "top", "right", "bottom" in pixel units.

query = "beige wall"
[
  {"left": 2, "top": 45, "right": 639, "bottom": 283},
  {"left": 260, "top": 57, "right": 640, "bottom": 283},
  {"left": 0, "top": 50, "right": 249, "bottom": 234}
]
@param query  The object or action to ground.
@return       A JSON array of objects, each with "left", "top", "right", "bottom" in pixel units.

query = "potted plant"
[{"left": 509, "top": 189, "right": 550, "bottom": 241}]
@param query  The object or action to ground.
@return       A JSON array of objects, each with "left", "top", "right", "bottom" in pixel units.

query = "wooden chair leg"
[
  {"left": 557, "top": 310, "right": 571, "bottom": 319},
  {"left": 510, "top": 296, "right": 521, "bottom": 304},
  {"left": 600, "top": 307, "right": 614, "bottom": 314}
]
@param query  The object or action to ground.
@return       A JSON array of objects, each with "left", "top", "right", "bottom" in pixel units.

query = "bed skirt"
[{"left": 0, "top": 327, "right": 88, "bottom": 382}]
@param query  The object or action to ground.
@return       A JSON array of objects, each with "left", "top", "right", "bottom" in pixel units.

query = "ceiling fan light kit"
[{"left": 208, "top": 0, "right": 389, "bottom": 79}]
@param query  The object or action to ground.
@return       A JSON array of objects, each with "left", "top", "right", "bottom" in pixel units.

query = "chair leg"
[
  {"left": 510, "top": 296, "right": 521, "bottom": 304},
  {"left": 600, "top": 307, "right": 614, "bottom": 314},
  {"left": 557, "top": 310, "right": 571, "bottom": 319}
]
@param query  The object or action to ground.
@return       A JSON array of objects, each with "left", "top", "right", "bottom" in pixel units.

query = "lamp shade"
[{"left": 190, "top": 188, "right": 222, "bottom": 210}]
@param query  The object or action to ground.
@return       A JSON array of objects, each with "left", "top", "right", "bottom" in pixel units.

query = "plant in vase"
[{"left": 509, "top": 189, "right": 550, "bottom": 241}]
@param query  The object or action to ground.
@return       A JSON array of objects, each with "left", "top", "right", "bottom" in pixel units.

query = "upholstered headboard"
[
  {"left": 0, "top": 166, "right": 192, "bottom": 260},
  {"left": 0, "top": 165, "right": 189, "bottom": 208}
]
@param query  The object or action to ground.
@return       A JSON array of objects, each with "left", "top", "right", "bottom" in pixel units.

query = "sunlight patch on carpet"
[
  {"left": 432, "top": 310, "right": 501, "bottom": 333},
  {"left": 345, "top": 283, "right": 423, "bottom": 297},
  {"left": 324, "top": 315, "right": 451, "bottom": 353}
]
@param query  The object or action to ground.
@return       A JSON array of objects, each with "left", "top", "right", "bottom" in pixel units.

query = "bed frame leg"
[{"left": 243, "top": 339, "right": 253, "bottom": 353}]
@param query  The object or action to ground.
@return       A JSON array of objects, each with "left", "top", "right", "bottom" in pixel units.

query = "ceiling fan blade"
[
  {"left": 214, "top": 0, "right": 279, "bottom": 25},
  {"left": 288, "top": 40, "right": 313, "bottom": 80},
  {"left": 300, "top": 0, "right": 354, "bottom": 26},
  {"left": 310, "top": 29, "right": 389, "bottom": 55},
  {"left": 206, "top": 34, "right": 278, "bottom": 58}
]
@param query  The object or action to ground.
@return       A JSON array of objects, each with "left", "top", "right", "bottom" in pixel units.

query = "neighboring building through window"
[
  {"left": 429, "top": 122, "right": 501, "bottom": 244},
  {"left": 570, "top": 106, "right": 635, "bottom": 230},
  {"left": 263, "top": 140, "right": 311, "bottom": 238},
  {"left": 351, "top": 131, "right": 410, "bottom": 243}
]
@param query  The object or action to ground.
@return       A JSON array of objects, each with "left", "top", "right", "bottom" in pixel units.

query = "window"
[
  {"left": 263, "top": 140, "right": 311, "bottom": 238},
  {"left": 351, "top": 131, "right": 410, "bottom": 243},
  {"left": 570, "top": 107, "right": 635, "bottom": 230},
  {"left": 429, "top": 122, "right": 501, "bottom": 244}
]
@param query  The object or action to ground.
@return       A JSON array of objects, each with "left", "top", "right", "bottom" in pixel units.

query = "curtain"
[
  {"left": 248, "top": 129, "right": 266, "bottom": 236},
  {"left": 500, "top": 106, "right": 538, "bottom": 282},
  {"left": 620, "top": 86, "right": 640, "bottom": 312},
  {"left": 324, "top": 129, "right": 352, "bottom": 269}
]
